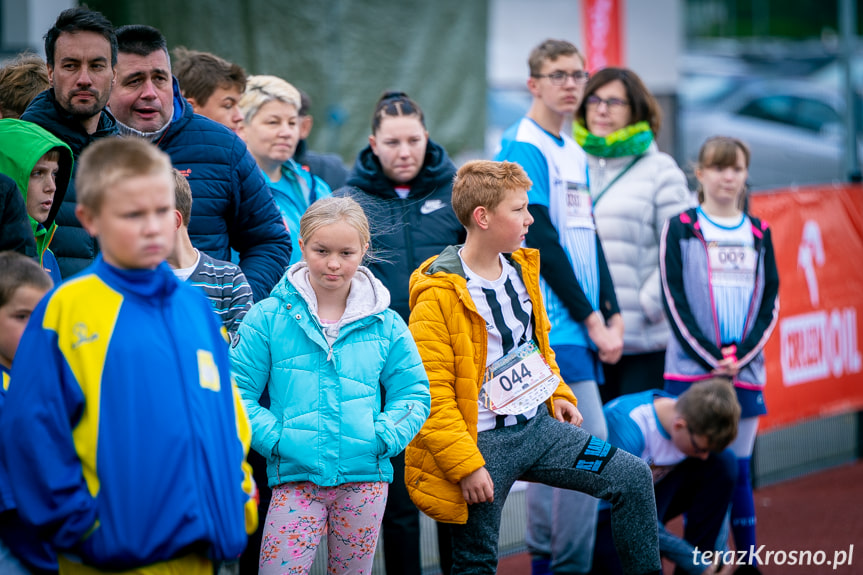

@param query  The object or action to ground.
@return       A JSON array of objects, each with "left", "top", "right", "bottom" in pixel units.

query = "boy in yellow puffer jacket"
[{"left": 407, "top": 160, "right": 662, "bottom": 575}]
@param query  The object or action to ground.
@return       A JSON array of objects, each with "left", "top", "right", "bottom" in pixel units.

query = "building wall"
[{"left": 1, "top": 0, "right": 74, "bottom": 56}]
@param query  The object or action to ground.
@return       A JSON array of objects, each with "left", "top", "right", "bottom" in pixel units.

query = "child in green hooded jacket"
[{"left": 0, "top": 118, "right": 73, "bottom": 283}]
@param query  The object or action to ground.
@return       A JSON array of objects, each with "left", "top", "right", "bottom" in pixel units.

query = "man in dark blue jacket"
[
  {"left": 20, "top": 6, "right": 119, "bottom": 278},
  {"left": 108, "top": 25, "right": 290, "bottom": 301}
]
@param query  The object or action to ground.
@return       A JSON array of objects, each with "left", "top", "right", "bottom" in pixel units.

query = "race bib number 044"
[{"left": 480, "top": 340, "right": 559, "bottom": 415}]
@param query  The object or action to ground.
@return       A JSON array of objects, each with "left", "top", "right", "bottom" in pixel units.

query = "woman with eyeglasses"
[
  {"left": 574, "top": 67, "right": 693, "bottom": 403},
  {"left": 334, "top": 90, "right": 465, "bottom": 575}
]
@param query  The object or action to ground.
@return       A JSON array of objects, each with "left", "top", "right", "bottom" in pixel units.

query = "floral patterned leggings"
[{"left": 259, "top": 481, "right": 388, "bottom": 575}]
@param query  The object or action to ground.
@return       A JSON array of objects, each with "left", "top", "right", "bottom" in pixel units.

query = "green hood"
[{"left": 0, "top": 118, "right": 73, "bottom": 260}]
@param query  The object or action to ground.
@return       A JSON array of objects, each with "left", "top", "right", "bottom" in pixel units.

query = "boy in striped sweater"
[{"left": 167, "top": 168, "right": 253, "bottom": 340}]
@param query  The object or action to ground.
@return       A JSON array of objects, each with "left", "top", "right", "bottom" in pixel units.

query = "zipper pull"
[{"left": 327, "top": 346, "right": 333, "bottom": 362}]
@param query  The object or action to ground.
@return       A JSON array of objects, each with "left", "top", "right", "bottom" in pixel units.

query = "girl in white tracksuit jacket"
[{"left": 660, "top": 136, "right": 779, "bottom": 567}]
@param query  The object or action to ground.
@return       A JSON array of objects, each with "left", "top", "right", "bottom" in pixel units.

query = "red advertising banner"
[
  {"left": 749, "top": 184, "right": 863, "bottom": 432},
  {"left": 581, "top": 0, "right": 625, "bottom": 72}
]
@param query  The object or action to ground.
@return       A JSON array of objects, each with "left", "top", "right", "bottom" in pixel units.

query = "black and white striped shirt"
[{"left": 460, "top": 251, "right": 536, "bottom": 431}]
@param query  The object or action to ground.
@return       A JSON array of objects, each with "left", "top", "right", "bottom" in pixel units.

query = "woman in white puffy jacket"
[{"left": 574, "top": 67, "right": 693, "bottom": 402}]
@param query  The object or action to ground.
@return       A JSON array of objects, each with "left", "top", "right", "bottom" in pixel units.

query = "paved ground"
[{"left": 498, "top": 459, "right": 863, "bottom": 574}]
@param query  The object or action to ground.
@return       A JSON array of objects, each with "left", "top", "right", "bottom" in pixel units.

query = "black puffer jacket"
[
  {"left": 0, "top": 174, "right": 36, "bottom": 257},
  {"left": 335, "top": 139, "right": 465, "bottom": 321}
]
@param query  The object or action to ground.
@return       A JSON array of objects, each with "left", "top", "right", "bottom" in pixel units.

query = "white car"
[{"left": 678, "top": 79, "right": 862, "bottom": 190}]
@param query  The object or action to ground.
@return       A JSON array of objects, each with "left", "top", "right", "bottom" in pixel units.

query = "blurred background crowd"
[{"left": 4, "top": 0, "right": 861, "bottom": 193}]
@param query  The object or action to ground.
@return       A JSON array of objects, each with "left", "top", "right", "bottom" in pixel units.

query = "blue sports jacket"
[
  {"left": 0, "top": 365, "right": 57, "bottom": 571},
  {"left": 0, "top": 257, "right": 257, "bottom": 570},
  {"left": 159, "top": 79, "right": 291, "bottom": 302}
]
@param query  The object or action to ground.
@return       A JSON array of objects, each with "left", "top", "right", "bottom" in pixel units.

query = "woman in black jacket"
[
  {"left": 335, "top": 91, "right": 464, "bottom": 575},
  {"left": 336, "top": 91, "right": 465, "bottom": 321}
]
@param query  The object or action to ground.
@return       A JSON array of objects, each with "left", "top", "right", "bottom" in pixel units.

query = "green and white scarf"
[{"left": 573, "top": 120, "right": 654, "bottom": 158}]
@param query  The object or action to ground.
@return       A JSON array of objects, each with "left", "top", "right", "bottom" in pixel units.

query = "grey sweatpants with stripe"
[
  {"left": 526, "top": 379, "right": 609, "bottom": 573},
  {"left": 449, "top": 405, "right": 660, "bottom": 575}
]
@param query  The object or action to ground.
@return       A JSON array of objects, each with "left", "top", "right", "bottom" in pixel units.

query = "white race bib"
[
  {"left": 565, "top": 182, "right": 594, "bottom": 230},
  {"left": 707, "top": 243, "right": 757, "bottom": 288},
  {"left": 480, "top": 341, "right": 559, "bottom": 415}
]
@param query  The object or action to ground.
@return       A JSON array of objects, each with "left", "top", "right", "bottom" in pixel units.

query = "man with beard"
[
  {"left": 21, "top": 7, "right": 118, "bottom": 279},
  {"left": 108, "top": 25, "right": 290, "bottom": 302}
]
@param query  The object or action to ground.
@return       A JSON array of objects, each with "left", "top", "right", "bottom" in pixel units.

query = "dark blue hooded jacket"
[
  {"left": 335, "top": 139, "right": 465, "bottom": 322},
  {"left": 157, "top": 79, "right": 291, "bottom": 301}
]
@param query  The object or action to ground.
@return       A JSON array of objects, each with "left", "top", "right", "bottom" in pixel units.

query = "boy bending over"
[
  {"left": 406, "top": 160, "right": 662, "bottom": 575},
  {"left": 595, "top": 378, "right": 740, "bottom": 575}
]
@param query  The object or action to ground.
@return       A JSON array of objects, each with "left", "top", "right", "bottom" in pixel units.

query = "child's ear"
[
  {"left": 671, "top": 415, "right": 687, "bottom": 432},
  {"left": 75, "top": 204, "right": 97, "bottom": 237},
  {"left": 185, "top": 96, "right": 200, "bottom": 112},
  {"left": 472, "top": 206, "right": 489, "bottom": 230},
  {"left": 174, "top": 210, "right": 183, "bottom": 231}
]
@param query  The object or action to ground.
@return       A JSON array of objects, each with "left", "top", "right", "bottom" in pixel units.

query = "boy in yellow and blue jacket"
[
  {"left": 0, "top": 251, "right": 55, "bottom": 574},
  {"left": 0, "top": 138, "right": 256, "bottom": 574}
]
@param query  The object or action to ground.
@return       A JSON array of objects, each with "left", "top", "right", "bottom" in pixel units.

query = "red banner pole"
[{"left": 581, "top": 0, "right": 625, "bottom": 72}]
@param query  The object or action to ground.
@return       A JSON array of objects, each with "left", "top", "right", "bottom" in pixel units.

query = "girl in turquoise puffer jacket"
[{"left": 230, "top": 196, "right": 430, "bottom": 574}]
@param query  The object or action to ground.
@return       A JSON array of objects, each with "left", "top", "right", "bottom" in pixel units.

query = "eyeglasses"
[
  {"left": 686, "top": 425, "right": 711, "bottom": 456},
  {"left": 585, "top": 95, "right": 629, "bottom": 109},
  {"left": 533, "top": 71, "right": 590, "bottom": 86}
]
